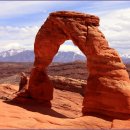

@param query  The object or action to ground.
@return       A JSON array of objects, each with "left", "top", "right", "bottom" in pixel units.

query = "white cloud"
[
  {"left": 0, "top": 7, "right": 130, "bottom": 55},
  {"left": 99, "top": 8, "right": 130, "bottom": 54},
  {"left": 59, "top": 40, "right": 84, "bottom": 55},
  {"left": 0, "top": 1, "right": 81, "bottom": 18},
  {"left": 0, "top": 26, "right": 84, "bottom": 54},
  {"left": 58, "top": 8, "right": 130, "bottom": 55},
  {"left": 0, "top": 25, "right": 39, "bottom": 51},
  {"left": 0, "top": 2, "right": 130, "bottom": 56},
  {"left": 0, "top": 1, "right": 50, "bottom": 18},
  {"left": 0, "top": 42, "right": 22, "bottom": 50}
]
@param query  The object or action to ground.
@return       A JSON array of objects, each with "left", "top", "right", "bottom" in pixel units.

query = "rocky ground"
[
  {"left": 0, "top": 82, "right": 130, "bottom": 129},
  {"left": 0, "top": 62, "right": 129, "bottom": 80},
  {"left": 0, "top": 61, "right": 89, "bottom": 80},
  {"left": 0, "top": 62, "right": 130, "bottom": 128}
]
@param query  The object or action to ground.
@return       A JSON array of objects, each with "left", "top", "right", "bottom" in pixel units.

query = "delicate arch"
[{"left": 28, "top": 11, "right": 130, "bottom": 119}]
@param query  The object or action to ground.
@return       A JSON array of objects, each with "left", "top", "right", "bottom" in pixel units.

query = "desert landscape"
[
  {"left": 0, "top": 4, "right": 130, "bottom": 129},
  {"left": 0, "top": 61, "right": 130, "bottom": 128}
]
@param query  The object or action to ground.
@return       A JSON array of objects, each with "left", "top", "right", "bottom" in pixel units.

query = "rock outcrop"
[
  {"left": 0, "top": 100, "right": 112, "bottom": 129},
  {"left": 1, "top": 83, "right": 130, "bottom": 128},
  {"left": 49, "top": 75, "right": 87, "bottom": 95},
  {"left": 28, "top": 11, "right": 130, "bottom": 119},
  {"left": 19, "top": 72, "right": 28, "bottom": 91}
]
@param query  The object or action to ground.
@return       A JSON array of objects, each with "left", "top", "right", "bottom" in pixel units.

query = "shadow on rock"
[
  {"left": 3, "top": 97, "right": 68, "bottom": 119},
  {"left": 83, "top": 111, "right": 130, "bottom": 121}
]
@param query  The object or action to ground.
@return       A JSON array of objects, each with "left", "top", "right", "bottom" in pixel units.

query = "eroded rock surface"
[
  {"left": 27, "top": 11, "right": 130, "bottom": 119},
  {"left": 49, "top": 75, "right": 86, "bottom": 95},
  {"left": 1, "top": 83, "right": 130, "bottom": 129},
  {"left": 0, "top": 99, "right": 111, "bottom": 129},
  {"left": 0, "top": 83, "right": 83, "bottom": 119}
]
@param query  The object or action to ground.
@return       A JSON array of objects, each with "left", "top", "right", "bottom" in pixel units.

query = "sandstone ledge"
[
  {"left": 0, "top": 100, "right": 130, "bottom": 129},
  {"left": 50, "top": 11, "right": 99, "bottom": 26}
]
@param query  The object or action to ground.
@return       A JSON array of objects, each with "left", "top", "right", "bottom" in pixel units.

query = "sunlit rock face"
[{"left": 28, "top": 11, "right": 130, "bottom": 119}]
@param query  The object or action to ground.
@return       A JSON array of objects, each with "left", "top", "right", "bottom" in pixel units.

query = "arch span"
[{"left": 28, "top": 11, "right": 130, "bottom": 119}]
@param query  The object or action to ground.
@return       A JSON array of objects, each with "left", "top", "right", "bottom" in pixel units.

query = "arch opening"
[
  {"left": 27, "top": 11, "right": 130, "bottom": 119},
  {"left": 52, "top": 40, "right": 87, "bottom": 63},
  {"left": 47, "top": 39, "right": 88, "bottom": 91},
  {"left": 47, "top": 40, "right": 88, "bottom": 118}
]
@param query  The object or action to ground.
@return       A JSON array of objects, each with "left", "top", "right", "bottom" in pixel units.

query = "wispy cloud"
[
  {"left": 59, "top": 40, "right": 84, "bottom": 55},
  {"left": 0, "top": 1, "right": 50, "bottom": 18},
  {"left": 99, "top": 8, "right": 130, "bottom": 54},
  {"left": 0, "top": 1, "right": 130, "bottom": 55},
  {"left": 0, "top": 25, "right": 39, "bottom": 51}
]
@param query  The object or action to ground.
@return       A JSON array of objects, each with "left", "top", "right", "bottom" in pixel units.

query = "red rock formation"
[
  {"left": 28, "top": 11, "right": 130, "bottom": 119},
  {"left": 1, "top": 83, "right": 130, "bottom": 128}
]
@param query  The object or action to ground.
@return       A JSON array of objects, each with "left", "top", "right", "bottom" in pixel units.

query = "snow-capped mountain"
[
  {"left": 0, "top": 49, "right": 86, "bottom": 63},
  {"left": 0, "top": 49, "right": 130, "bottom": 64},
  {"left": 0, "top": 49, "right": 34, "bottom": 62},
  {"left": 53, "top": 51, "right": 86, "bottom": 63},
  {"left": 120, "top": 54, "right": 130, "bottom": 64},
  {"left": 121, "top": 54, "right": 130, "bottom": 59},
  {"left": 0, "top": 48, "right": 25, "bottom": 58}
]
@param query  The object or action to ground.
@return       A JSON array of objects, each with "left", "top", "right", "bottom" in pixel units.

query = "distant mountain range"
[
  {"left": 0, "top": 49, "right": 129, "bottom": 64},
  {"left": 0, "top": 49, "right": 86, "bottom": 63},
  {"left": 0, "top": 49, "right": 34, "bottom": 62}
]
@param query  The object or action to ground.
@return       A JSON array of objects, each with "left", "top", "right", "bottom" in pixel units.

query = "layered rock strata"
[{"left": 28, "top": 11, "right": 130, "bottom": 119}]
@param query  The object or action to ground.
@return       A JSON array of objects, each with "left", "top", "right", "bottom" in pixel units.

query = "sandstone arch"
[{"left": 28, "top": 11, "right": 130, "bottom": 119}]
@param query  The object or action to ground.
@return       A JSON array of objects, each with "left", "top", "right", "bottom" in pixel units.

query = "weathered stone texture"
[{"left": 28, "top": 11, "right": 130, "bottom": 119}]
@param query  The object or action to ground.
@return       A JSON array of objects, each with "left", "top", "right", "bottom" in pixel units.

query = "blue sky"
[{"left": 0, "top": 1, "right": 130, "bottom": 55}]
